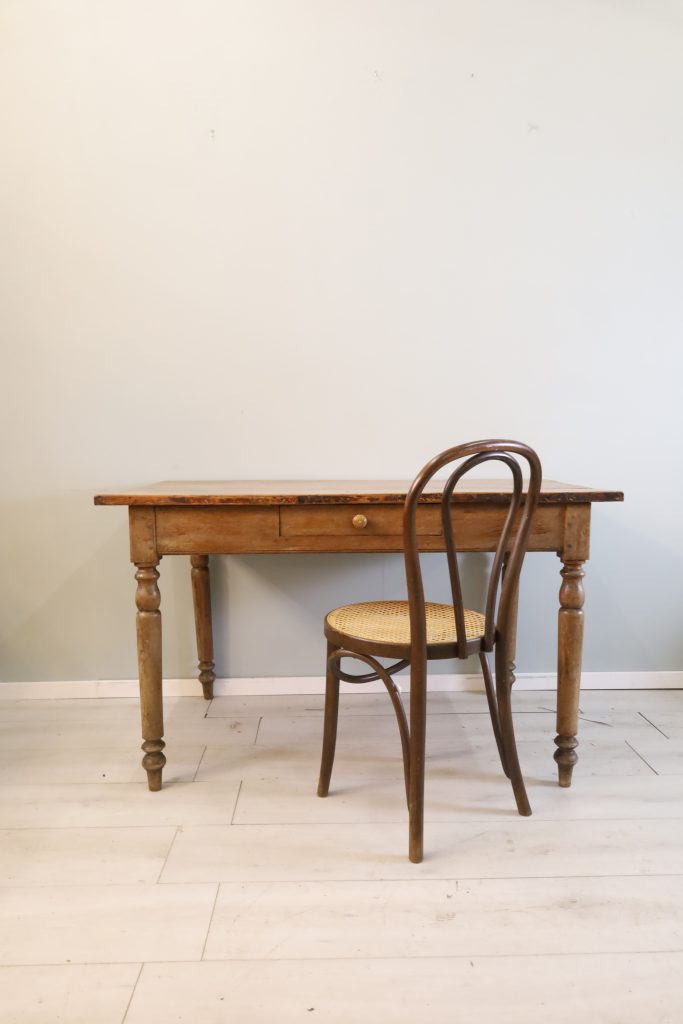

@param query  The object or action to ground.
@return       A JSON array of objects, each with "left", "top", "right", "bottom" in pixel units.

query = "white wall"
[{"left": 2, "top": 0, "right": 682, "bottom": 683}]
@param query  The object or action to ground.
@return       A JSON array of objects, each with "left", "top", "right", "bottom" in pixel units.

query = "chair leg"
[
  {"left": 317, "top": 641, "right": 340, "bottom": 798},
  {"left": 408, "top": 659, "right": 428, "bottom": 863},
  {"left": 479, "top": 651, "right": 509, "bottom": 778},
  {"left": 495, "top": 644, "right": 531, "bottom": 817},
  {"left": 381, "top": 671, "right": 411, "bottom": 808}
]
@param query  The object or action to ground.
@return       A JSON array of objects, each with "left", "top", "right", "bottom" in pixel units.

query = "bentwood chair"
[{"left": 317, "top": 440, "right": 542, "bottom": 863}]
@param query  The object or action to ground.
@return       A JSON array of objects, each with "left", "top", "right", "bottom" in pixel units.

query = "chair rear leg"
[
  {"left": 317, "top": 641, "right": 340, "bottom": 797},
  {"left": 495, "top": 645, "right": 531, "bottom": 817}
]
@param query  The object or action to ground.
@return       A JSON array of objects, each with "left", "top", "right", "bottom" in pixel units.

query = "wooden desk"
[{"left": 94, "top": 479, "right": 623, "bottom": 792}]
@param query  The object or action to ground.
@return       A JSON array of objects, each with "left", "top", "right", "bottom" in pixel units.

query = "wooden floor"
[{"left": 1, "top": 688, "right": 682, "bottom": 1022}]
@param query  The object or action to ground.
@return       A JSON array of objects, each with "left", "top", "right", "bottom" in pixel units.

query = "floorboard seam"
[
  {"left": 192, "top": 746, "right": 208, "bottom": 782},
  {"left": 200, "top": 885, "right": 221, "bottom": 961},
  {"left": 625, "top": 740, "right": 660, "bottom": 775},
  {"left": 156, "top": 827, "right": 180, "bottom": 883},
  {"left": 637, "top": 711, "right": 669, "bottom": 738},
  {"left": 120, "top": 962, "right": 144, "bottom": 1024},
  {"left": 230, "top": 781, "right": 243, "bottom": 826}
]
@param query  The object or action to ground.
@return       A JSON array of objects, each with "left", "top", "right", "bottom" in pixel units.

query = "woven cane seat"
[{"left": 326, "top": 600, "right": 485, "bottom": 646}]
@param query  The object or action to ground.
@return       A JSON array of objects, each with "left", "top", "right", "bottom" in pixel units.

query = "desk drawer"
[
  {"left": 156, "top": 506, "right": 279, "bottom": 554},
  {"left": 280, "top": 504, "right": 442, "bottom": 538}
]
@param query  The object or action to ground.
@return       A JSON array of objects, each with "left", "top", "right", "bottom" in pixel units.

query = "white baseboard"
[{"left": 0, "top": 671, "right": 681, "bottom": 699}]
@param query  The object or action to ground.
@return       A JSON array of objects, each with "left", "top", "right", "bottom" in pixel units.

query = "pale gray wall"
[{"left": 2, "top": 0, "right": 682, "bottom": 683}]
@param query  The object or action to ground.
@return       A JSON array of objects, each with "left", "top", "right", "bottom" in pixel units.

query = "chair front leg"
[
  {"left": 479, "top": 651, "right": 508, "bottom": 777},
  {"left": 319, "top": 648, "right": 411, "bottom": 804},
  {"left": 317, "top": 641, "right": 340, "bottom": 797},
  {"left": 408, "top": 658, "right": 427, "bottom": 864},
  {"left": 495, "top": 642, "right": 531, "bottom": 817}
]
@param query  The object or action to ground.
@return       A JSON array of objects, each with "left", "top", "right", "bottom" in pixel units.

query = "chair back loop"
[{"left": 403, "top": 440, "right": 542, "bottom": 661}]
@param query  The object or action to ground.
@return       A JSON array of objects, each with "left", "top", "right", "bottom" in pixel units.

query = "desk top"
[{"left": 95, "top": 479, "right": 624, "bottom": 507}]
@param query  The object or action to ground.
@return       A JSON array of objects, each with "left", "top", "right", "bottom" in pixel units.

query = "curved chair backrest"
[{"left": 403, "top": 440, "right": 542, "bottom": 661}]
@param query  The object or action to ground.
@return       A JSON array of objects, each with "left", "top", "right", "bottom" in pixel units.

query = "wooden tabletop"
[{"left": 94, "top": 479, "right": 624, "bottom": 507}]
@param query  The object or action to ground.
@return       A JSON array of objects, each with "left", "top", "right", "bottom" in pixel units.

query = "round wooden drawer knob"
[{"left": 352, "top": 514, "right": 368, "bottom": 530}]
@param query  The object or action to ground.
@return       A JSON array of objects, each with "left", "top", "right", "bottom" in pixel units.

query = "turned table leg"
[
  {"left": 135, "top": 561, "right": 165, "bottom": 790},
  {"left": 554, "top": 558, "right": 585, "bottom": 787},
  {"left": 191, "top": 555, "right": 216, "bottom": 700}
]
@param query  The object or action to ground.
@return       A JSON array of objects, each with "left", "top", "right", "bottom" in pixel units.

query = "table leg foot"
[
  {"left": 142, "top": 739, "right": 166, "bottom": 790},
  {"left": 554, "top": 734, "right": 578, "bottom": 787},
  {"left": 198, "top": 664, "right": 215, "bottom": 701}
]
